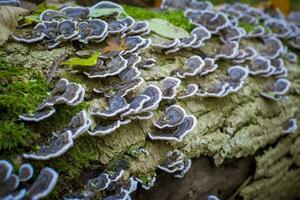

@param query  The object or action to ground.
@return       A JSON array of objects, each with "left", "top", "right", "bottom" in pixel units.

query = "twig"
[{"left": 46, "top": 52, "right": 69, "bottom": 84}]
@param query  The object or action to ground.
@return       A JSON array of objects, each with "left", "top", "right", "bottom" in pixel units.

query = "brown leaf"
[
  {"left": 0, "top": 6, "right": 29, "bottom": 45},
  {"left": 102, "top": 37, "right": 128, "bottom": 53}
]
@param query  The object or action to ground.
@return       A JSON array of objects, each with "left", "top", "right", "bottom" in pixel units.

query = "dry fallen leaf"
[{"left": 0, "top": 6, "right": 29, "bottom": 46}]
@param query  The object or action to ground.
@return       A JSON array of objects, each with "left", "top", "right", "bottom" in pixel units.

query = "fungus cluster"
[
  {"left": 65, "top": 170, "right": 139, "bottom": 200},
  {"left": 19, "top": 79, "right": 85, "bottom": 122},
  {"left": 0, "top": 160, "right": 58, "bottom": 200},
  {"left": 6, "top": 0, "right": 300, "bottom": 198},
  {"left": 13, "top": 1, "right": 150, "bottom": 49},
  {"left": 158, "top": 150, "right": 192, "bottom": 178},
  {"left": 23, "top": 110, "right": 91, "bottom": 160}
]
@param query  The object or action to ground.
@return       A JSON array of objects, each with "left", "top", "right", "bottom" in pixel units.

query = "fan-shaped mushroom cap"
[
  {"left": 77, "top": 19, "right": 108, "bottom": 43},
  {"left": 265, "top": 19, "right": 291, "bottom": 38},
  {"left": 220, "top": 25, "right": 245, "bottom": 42},
  {"left": 228, "top": 66, "right": 248, "bottom": 81},
  {"left": 196, "top": 82, "right": 229, "bottom": 98},
  {"left": 127, "top": 21, "right": 149, "bottom": 35},
  {"left": 154, "top": 105, "right": 186, "bottom": 129},
  {"left": 0, "top": 174, "right": 19, "bottom": 197},
  {"left": 261, "top": 78, "right": 291, "bottom": 100},
  {"left": 138, "top": 58, "right": 156, "bottom": 69},
  {"left": 112, "top": 77, "right": 144, "bottom": 97},
  {"left": 187, "top": 10, "right": 229, "bottom": 34},
  {"left": 19, "top": 107, "right": 56, "bottom": 122},
  {"left": 199, "top": 58, "right": 218, "bottom": 76},
  {"left": 51, "top": 78, "right": 69, "bottom": 96},
  {"left": 60, "top": 6, "right": 90, "bottom": 21},
  {"left": 190, "top": 26, "right": 211, "bottom": 48},
  {"left": 120, "top": 95, "right": 150, "bottom": 117},
  {"left": 213, "top": 41, "right": 239, "bottom": 60},
  {"left": 162, "top": 77, "right": 181, "bottom": 99},
  {"left": 0, "top": 160, "right": 13, "bottom": 182},
  {"left": 27, "top": 167, "right": 59, "bottom": 200},
  {"left": 261, "top": 37, "right": 284, "bottom": 59},
  {"left": 180, "top": 34, "right": 197, "bottom": 48},
  {"left": 177, "top": 84, "right": 198, "bottom": 99},
  {"left": 161, "top": 0, "right": 212, "bottom": 11},
  {"left": 208, "top": 195, "right": 221, "bottom": 200},
  {"left": 88, "top": 119, "right": 131, "bottom": 136},
  {"left": 149, "top": 115, "right": 196, "bottom": 142},
  {"left": 40, "top": 9, "right": 65, "bottom": 22},
  {"left": 286, "top": 52, "right": 298, "bottom": 64},
  {"left": 85, "top": 55, "right": 127, "bottom": 78},
  {"left": 282, "top": 118, "right": 298, "bottom": 134},
  {"left": 174, "top": 159, "right": 192, "bottom": 178},
  {"left": 118, "top": 67, "right": 140, "bottom": 81},
  {"left": 118, "top": 16, "right": 135, "bottom": 30},
  {"left": 23, "top": 131, "right": 74, "bottom": 160},
  {"left": 248, "top": 56, "right": 272, "bottom": 75},
  {"left": 124, "top": 36, "right": 146, "bottom": 53},
  {"left": 88, "top": 173, "right": 111, "bottom": 192},
  {"left": 91, "top": 96, "right": 129, "bottom": 117},
  {"left": 56, "top": 20, "right": 78, "bottom": 41},
  {"left": 140, "top": 85, "right": 162, "bottom": 112},
  {"left": 158, "top": 150, "right": 185, "bottom": 173},
  {"left": 108, "top": 21, "right": 127, "bottom": 34},
  {"left": 67, "top": 110, "right": 91, "bottom": 138},
  {"left": 18, "top": 163, "right": 34, "bottom": 182},
  {"left": 177, "top": 55, "right": 205, "bottom": 78},
  {"left": 238, "top": 13, "right": 258, "bottom": 25}
]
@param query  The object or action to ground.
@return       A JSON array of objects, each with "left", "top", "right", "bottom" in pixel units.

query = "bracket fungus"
[
  {"left": 186, "top": 10, "right": 229, "bottom": 34},
  {"left": 91, "top": 95, "right": 129, "bottom": 117},
  {"left": 0, "top": 160, "right": 58, "bottom": 200},
  {"left": 198, "top": 58, "right": 218, "bottom": 76},
  {"left": 23, "top": 130, "right": 74, "bottom": 160},
  {"left": 260, "top": 37, "right": 284, "bottom": 59},
  {"left": 149, "top": 113, "right": 196, "bottom": 142},
  {"left": 190, "top": 26, "right": 211, "bottom": 48},
  {"left": 177, "top": 56, "right": 205, "bottom": 78},
  {"left": 140, "top": 85, "right": 163, "bottom": 112},
  {"left": 211, "top": 41, "right": 239, "bottom": 60},
  {"left": 60, "top": 6, "right": 91, "bottom": 21},
  {"left": 154, "top": 105, "right": 186, "bottom": 129},
  {"left": 158, "top": 150, "right": 192, "bottom": 178},
  {"left": 177, "top": 84, "right": 198, "bottom": 99},
  {"left": 261, "top": 78, "right": 291, "bottom": 101},
  {"left": 282, "top": 118, "right": 298, "bottom": 134},
  {"left": 27, "top": 167, "right": 59, "bottom": 200},
  {"left": 18, "top": 163, "right": 34, "bottom": 182},
  {"left": 161, "top": 77, "right": 181, "bottom": 99},
  {"left": 135, "top": 176, "right": 156, "bottom": 190},
  {"left": 0, "top": 160, "right": 13, "bottom": 183}
]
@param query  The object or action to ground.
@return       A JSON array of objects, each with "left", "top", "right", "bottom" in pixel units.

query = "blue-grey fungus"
[
  {"left": 23, "top": 131, "right": 74, "bottom": 160},
  {"left": 177, "top": 84, "right": 198, "bottom": 99},
  {"left": 91, "top": 95, "right": 129, "bottom": 117},
  {"left": 18, "top": 163, "right": 34, "bottom": 182},
  {"left": 149, "top": 115, "right": 196, "bottom": 142},
  {"left": 154, "top": 105, "right": 186, "bottom": 129},
  {"left": 161, "top": 77, "right": 181, "bottom": 99},
  {"left": 177, "top": 55, "right": 205, "bottom": 78},
  {"left": 27, "top": 167, "right": 59, "bottom": 200},
  {"left": 140, "top": 85, "right": 162, "bottom": 112},
  {"left": 0, "top": 160, "right": 13, "bottom": 183},
  {"left": 282, "top": 118, "right": 298, "bottom": 134}
]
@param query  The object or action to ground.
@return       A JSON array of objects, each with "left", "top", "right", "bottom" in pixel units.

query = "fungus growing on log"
[{"left": 2, "top": 0, "right": 300, "bottom": 199}]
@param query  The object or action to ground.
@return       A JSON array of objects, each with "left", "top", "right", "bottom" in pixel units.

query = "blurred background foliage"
[{"left": 26, "top": 0, "right": 300, "bottom": 14}]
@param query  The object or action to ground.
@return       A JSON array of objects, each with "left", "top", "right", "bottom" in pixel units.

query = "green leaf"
[
  {"left": 23, "top": 14, "right": 40, "bottom": 23},
  {"left": 148, "top": 18, "right": 190, "bottom": 39},
  {"left": 90, "top": 8, "right": 126, "bottom": 18},
  {"left": 62, "top": 51, "right": 101, "bottom": 67}
]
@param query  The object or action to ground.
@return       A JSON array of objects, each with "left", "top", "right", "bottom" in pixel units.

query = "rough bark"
[{"left": 1, "top": 28, "right": 300, "bottom": 200}]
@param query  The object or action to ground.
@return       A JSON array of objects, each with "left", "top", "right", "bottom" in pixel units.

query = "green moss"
[
  {"left": 0, "top": 59, "right": 49, "bottom": 120},
  {"left": 238, "top": 21, "right": 256, "bottom": 33},
  {"left": 0, "top": 121, "right": 37, "bottom": 151},
  {"left": 123, "top": 5, "right": 194, "bottom": 31}
]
